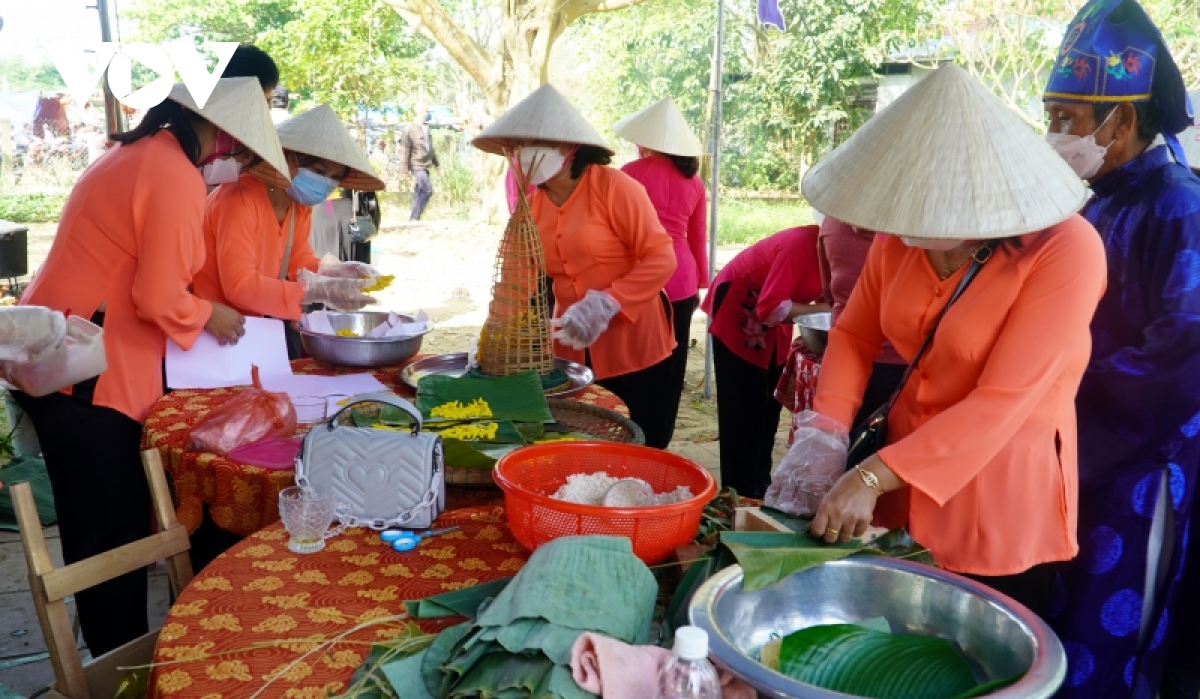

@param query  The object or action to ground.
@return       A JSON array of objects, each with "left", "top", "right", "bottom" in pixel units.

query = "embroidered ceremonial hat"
[
  {"left": 1044, "top": 0, "right": 1193, "bottom": 136},
  {"left": 802, "top": 63, "right": 1088, "bottom": 240},
  {"left": 473, "top": 84, "right": 613, "bottom": 156}
]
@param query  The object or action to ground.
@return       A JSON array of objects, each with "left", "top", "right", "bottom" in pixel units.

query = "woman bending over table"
[
  {"left": 193, "top": 104, "right": 384, "bottom": 329},
  {"left": 472, "top": 85, "right": 678, "bottom": 448},
  {"left": 703, "top": 226, "right": 827, "bottom": 499},
  {"left": 767, "top": 64, "right": 1104, "bottom": 617},
  {"left": 11, "top": 78, "right": 288, "bottom": 656}
]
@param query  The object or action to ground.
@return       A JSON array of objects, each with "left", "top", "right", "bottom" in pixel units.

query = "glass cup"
[
  {"left": 292, "top": 396, "right": 327, "bottom": 425},
  {"left": 278, "top": 486, "right": 344, "bottom": 554}
]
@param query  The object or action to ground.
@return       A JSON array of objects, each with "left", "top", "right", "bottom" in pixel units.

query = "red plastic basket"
[{"left": 493, "top": 443, "right": 717, "bottom": 564}]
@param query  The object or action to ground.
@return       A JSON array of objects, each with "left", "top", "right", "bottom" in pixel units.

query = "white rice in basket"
[{"left": 551, "top": 472, "right": 693, "bottom": 507}]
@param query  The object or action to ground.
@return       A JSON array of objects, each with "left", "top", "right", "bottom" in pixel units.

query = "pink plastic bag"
[
  {"left": 228, "top": 437, "right": 302, "bottom": 470},
  {"left": 186, "top": 367, "right": 297, "bottom": 455}
]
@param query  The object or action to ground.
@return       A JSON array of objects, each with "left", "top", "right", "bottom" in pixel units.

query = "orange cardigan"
[
  {"left": 814, "top": 216, "right": 1106, "bottom": 576},
  {"left": 194, "top": 174, "right": 318, "bottom": 320},
  {"left": 532, "top": 166, "right": 677, "bottom": 379},
  {"left": 18, "top": 130, "right": 212, "bottom": 422}
]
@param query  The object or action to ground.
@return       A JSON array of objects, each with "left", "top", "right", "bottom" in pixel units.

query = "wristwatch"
[{"left": 856, "top": 465, "right": 884, "bottom": 496}]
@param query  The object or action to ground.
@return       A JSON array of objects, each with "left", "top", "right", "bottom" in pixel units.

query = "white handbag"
[{"left": 295, "top": 393, "right": 445, "bottom": 530}]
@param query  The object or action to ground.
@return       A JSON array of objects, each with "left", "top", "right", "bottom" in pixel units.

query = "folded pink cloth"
[{"left": 569, "top": 632, "right": 757, "bottom": 699}]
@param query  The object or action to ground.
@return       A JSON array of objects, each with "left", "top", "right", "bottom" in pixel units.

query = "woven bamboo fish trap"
[{"left": 477, "top": 171, "right": 567, "bottom": 390}]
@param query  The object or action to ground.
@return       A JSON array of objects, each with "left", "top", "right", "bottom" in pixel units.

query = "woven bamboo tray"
[{"left": 445, "top": 400, "right": 646, "bottom": 487}]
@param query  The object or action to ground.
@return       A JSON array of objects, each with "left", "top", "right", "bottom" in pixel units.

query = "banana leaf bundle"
[
  {"left": 416, "top": 372, "right": 553, "bottom": 424},
  {"left": 382, "top": 536, "right": 658, "bottom": 699}
]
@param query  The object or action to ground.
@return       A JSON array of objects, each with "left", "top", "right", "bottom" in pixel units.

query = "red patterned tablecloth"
[
  {"left": 148, "top": 506, "right": 526, "bottom": 698},
  {"left": 143, "top": 356, "right": 627, "bottom": 537}
]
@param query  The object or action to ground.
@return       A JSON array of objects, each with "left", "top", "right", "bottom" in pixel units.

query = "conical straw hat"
[
  {"left": 801, "top": 64, "right": 1088, "bottom": 239},
  {"left": 277, "top": 105, "right": 384, "bottom": 191},
  {"left": 168, "top": 77, "right": 291, "bottom": 188},
  {"left": 613, "top": 97, "right": 704, "bottom": 157},
  {"left": 473, "top": 84, "right": 612, "bottom": 156},
  {"left": 1180, "top": 91, "right": 1200, "bottom": 171}
]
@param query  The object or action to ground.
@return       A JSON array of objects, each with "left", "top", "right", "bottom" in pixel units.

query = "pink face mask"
[{"left": 200, "top": 130, "right": 237, "bottom": 166}]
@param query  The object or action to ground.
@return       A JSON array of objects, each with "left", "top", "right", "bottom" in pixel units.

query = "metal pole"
[
  {"left": 93, "top": 0, "right": 126, "bottom": 135},
  {"left": 702, "top": 0, "right": 725, "bottom": 399}
]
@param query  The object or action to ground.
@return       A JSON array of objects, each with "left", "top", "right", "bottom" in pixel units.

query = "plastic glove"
[
  {"left": 764, "top": 410, "right": 850, "bottom": 517},
  {"left": 550, "top": 290, "right": 621, "bottom": 350},
  {"left": 299, "top": 269, "right": 376, "bottom": 312},
  {"left": 0, "top": 307, "right": 67, "bottom": 363},
  {"left": 317, "top": 255, "right": 379, "bottom": 281}
]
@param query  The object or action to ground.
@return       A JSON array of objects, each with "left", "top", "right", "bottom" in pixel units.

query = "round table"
[
  {"left": 147, "top": 506, "right": 526, "bottom": 698},
  {"left": 143, "top": 356, "right": 628, "bottom": 537}
]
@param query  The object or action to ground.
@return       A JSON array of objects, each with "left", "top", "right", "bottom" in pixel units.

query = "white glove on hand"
[
  {"left": 764, "top": 410, "right": 850, "bottom": 516},
  {"left": 299, "top": 269, "right": 376, "bottom": 312},
  {"left": 550, "top": 290, "right": 621, "bottom": 350},
  {"left": 317, "top": 255, "right": 379, "bottom": 281},
  {"left": 0, "top": 307, "right": 67, "bottom": 363}
]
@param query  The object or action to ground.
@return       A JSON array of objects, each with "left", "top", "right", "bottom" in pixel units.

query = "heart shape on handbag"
[{"left": 347, "top": 462, "right": 390, "bottom": 497}]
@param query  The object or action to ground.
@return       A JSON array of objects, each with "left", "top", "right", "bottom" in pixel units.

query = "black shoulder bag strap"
[{"left": 845, "top": 242, "right": 995, "bottom": 464}]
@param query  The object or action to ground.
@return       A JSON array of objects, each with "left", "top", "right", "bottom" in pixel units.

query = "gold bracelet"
[{"left": 856, "top": 466, "right": 884, "bottom": 496}]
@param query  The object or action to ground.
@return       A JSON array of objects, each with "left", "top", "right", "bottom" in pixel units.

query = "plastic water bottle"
[{"left": 658, "top": 626, "right": 722, "bottom": 699}]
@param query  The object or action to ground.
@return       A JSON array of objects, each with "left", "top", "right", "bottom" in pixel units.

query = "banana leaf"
[
  {"left": 449, "top": 653, "right": 554, "bottom": 698},
  {"left": 381, "top": 648, "right": 435, "bottom": 699},
  {"left": 442, "top": 439, "right": 521, "bottom": 469},
  {"left": 349, "top": 623, "right": 435, "bottom": 699},
  {"left": 405, "top": 576, "right": 513, "bottom": 618},
  {"left": 775, "top": 623, "right": 977, "bottom": 699},
  {"left": 494, "top": 618, "right": 585, "bottom": 666},
  {"left": 417, "top": 372, "right": 553, "bottom": 424},
  {"left": 420, "top": 622, "right": 474, "bottom": 697},
  {"left": 721, "top": 531, "right": 863, "bottom": 592}
]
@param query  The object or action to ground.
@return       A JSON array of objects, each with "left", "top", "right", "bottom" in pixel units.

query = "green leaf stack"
[{"left": 417, "top": 371, "right": 553, "bottom": 424}]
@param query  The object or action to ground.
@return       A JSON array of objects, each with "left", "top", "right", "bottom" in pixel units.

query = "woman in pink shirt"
[{"left": 616, "top": 98, "right": 708, "bottom": 444}]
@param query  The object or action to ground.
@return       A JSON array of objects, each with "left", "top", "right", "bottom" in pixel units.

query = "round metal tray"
[{"left": 400, "top": 353, "right": 594, "bottom": 397}]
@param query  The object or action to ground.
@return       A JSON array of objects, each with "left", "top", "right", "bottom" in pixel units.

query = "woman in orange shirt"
[
  {"left": 767, "top": 64, "right": 1105, "bottom": 616},
  {"left": 194, "top": 104, "right": 384, "bottom": 333},
  {"left": 472, "top": 85, "right": 678, "bottom": 447},
  {"left": 12, "top": 77, "right": 289, "bottom": 655}
]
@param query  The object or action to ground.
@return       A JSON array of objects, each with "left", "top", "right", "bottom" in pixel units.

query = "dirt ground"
[{"left": 19, "top": 217, "right": 795, "bottom": 479}]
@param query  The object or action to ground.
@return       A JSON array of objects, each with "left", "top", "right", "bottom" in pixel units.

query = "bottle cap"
[{"left": 674, "top": 626, "right": 709, "bottom": 660}]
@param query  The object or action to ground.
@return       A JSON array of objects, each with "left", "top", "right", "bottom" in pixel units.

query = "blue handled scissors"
[{"left": 383, "top": 526, "right": 461, "bottom": 552}]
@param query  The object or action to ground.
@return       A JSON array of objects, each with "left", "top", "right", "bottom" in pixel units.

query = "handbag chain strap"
[
  {"left": 295, "top": 440, "right": 444, "bottom": 530},
  {"left": 874, "top": 243, "right": 995, "bottom": 422}
]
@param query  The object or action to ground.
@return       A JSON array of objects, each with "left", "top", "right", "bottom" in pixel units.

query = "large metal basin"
[
  {"left": 795, "top": 311, "right": 831, "bottom": 356},
  {"left": 296, "top": 311, "right": 432, "bottom": 368},
  {"left": 689, "top": 557, "right": 1065, "bottom": 698}
]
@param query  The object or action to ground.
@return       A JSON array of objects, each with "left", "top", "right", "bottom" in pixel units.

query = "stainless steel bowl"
[
  {"left": 689, "top": 557, "right": 1066, "bottom": 698},
  {"left": 795, "top": 311, "right": 831, "bottom": 356},
  {"left": 296, "top": 311, "right": 433, "bottom": 368}
]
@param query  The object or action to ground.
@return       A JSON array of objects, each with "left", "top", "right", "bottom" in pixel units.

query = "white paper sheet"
[
  {"left": 386, "top": 310, "right": 429, "bottom": 338},
  {"left": 259, "top": 373, "right": 388, "bottom": 402},
  {"left": 166, "top": 317, "right": 292, "bottom": 389}
]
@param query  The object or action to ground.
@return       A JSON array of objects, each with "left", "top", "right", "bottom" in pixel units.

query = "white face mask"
[
  {"left": 517, "top": 146, "right": 568, "bottom": 185},
  {"left": 901, "top": 237, "right": 963, "bottom": 251},
  {"left": 201, "top": 157, "right": 242, "bottom": 185},
  {"left": 1045, "top": 108, "right": 1115, "bottom": 180}
]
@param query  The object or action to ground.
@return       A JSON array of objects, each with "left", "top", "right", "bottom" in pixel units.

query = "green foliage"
[
  {"left": 0, "top": 194, "right": 67, "bottom": 223},
  {"left": 0, "top": 57, "right": 66, "bottom": 92},
  {"left": 435, "top": 148, "right": 478, "bottom": 211},
  {"left": 717, "top": 198, "right": 813, "bottom": 245},
  {"left": 127, "top": 0, "right": 432, "bottom": 124},
  {"left": 721, "top": 531, "right": 863, "bottom": 591}
]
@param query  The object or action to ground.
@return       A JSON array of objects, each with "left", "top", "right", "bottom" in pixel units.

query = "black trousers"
[
  {"left": 966, "top": 561, "right": 1057, "bottom": 621},
  {"left": 663, "top": 296, "right": 698, "bottom": 446},
  {"left": 12, "top": 383, "right": 152, "bottom": 656},
  {"left": 712, "top": 336, "right": 785, "bottom": 499},
  {"left": 591, "top": 293, "right": 677, "bottom": 449},
  {"left": 852, "top": 361, "right": 908, "bottom": 430}
]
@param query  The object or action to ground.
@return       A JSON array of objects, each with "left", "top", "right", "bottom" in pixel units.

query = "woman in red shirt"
[
  {"left": 194, "top": 104, "right": 384, "bottom": 338},
  {"left": 702, "top": 226, "right": 828, "bottom": 498},
  {"left": 616, "top": 97, "right": 708, "bottom": 445},
  {"left": 13, "top": 78, "right": 288, "bottom": 655}
]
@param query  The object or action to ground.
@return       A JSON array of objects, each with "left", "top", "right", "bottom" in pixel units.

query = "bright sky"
[{"left": 0, "top": 0, "right": 112, "bottom": 61}]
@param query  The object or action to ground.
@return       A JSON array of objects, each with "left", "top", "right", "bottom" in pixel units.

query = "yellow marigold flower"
[
  {"left": 335, "top": 328, "right": 359, "bottom": 337},
  {"left": 430, "top": 397, "right": 493, "bottom": 420},
  {"left": 361, "top": 274, "right": 395, "bottom": 293},
  {"left": 438, "top": 421, "right": 499, "bottom": 440}
]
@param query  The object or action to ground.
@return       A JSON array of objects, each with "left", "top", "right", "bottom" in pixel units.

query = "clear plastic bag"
[
  {"left": 0, "top": 306, "right": 66, "bottom": 363},
  {"left": 186, "top": 367, "right": 297, "bottom": 455},
  {"left": 764, "top": 410, "right": 849, "bottom": 517}
]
